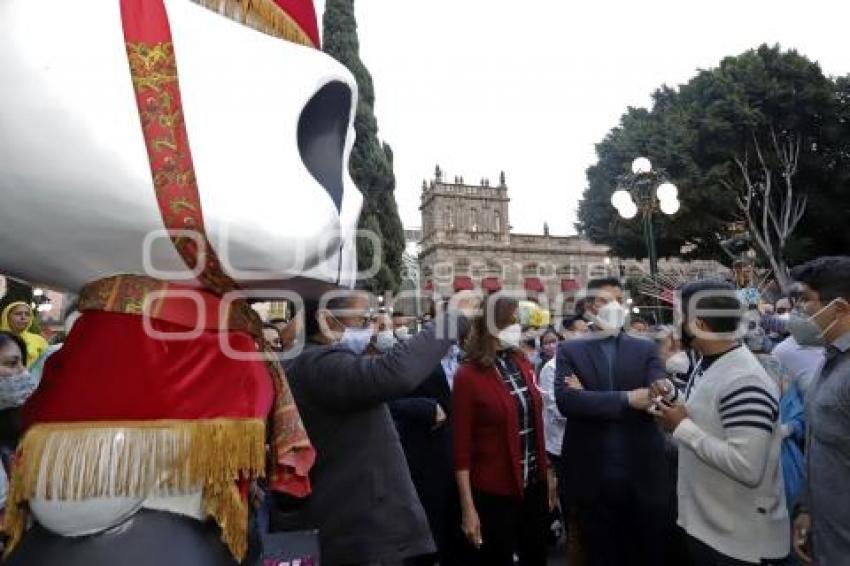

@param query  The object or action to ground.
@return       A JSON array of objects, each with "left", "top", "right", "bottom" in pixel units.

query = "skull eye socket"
[{"left": 297, "top": 80, "right": 352, "bottom": 213}]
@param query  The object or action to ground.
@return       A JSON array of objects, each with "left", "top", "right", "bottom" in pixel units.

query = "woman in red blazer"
[{"left": 453, "top": 295, "right": 548, "bottom": 566}]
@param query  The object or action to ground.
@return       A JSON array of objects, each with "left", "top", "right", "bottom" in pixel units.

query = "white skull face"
[{"left": 0, "top": 0, "right": 362, "bottom": 293}]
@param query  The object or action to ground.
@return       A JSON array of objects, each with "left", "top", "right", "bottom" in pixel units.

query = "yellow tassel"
[
  {"left": 203, "top": 479, "right": 251, "bottom": 561},
  {"left": 5, "top": 419, "right": 265, "bottom": 561},
  {"left": 190, "top": 0, "right": 317, "bottom": 47}
]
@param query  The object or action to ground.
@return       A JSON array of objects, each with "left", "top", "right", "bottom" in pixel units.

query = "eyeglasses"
[
  {"left": 329, "top": 311, "right": 374, "bottom": 329},
  {"left": 351, "top": 315, "right": 374, "bottom": 329}
]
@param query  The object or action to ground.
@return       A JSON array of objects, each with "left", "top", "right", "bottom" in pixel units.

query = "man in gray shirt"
[{"left": 789, "top": 256, "right": 850, "bottom": 566}]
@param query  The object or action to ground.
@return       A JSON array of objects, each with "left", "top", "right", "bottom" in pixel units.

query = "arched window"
[
  {"left": 494, "top": 211, "right": 502, "bottom": 233},
  {"left": 443, "top": 208, "right": 451, "bottom": 230},
  {"left": 471, "top": 208, "right": 478, "bottom": 232}
]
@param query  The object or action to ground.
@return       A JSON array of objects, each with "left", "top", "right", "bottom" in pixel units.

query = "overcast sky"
[{"left": 315, "top": 1, "right": 850, "bottom": 236}]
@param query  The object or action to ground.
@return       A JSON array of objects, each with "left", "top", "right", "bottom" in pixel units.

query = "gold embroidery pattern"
[{"left": 125, "top": 42, "right": 223, "bottom": 290}]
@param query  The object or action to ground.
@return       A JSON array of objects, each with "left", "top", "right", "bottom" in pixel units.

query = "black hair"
[
  {"left": 0, "top": 332, "right": 26, "bottom": 450},
  {"left": 586, "top": 277, "right": 622, "bottom": 293},
  {"left": 562, "top": 315, "right": 585, "bottom": 332},
  {"left": 0, "top": 331, "right": 27, "bottom": 365},
  {"left": 303, "top": 294, "right": 358, "bottom": 339},
  {"left": 791, "top": 256, "right": 850, "bottom": 303},
  {"left": 573, "top": 297, "right": 587, "bottom": 318},
  {"left": 679, "top": 279, "right": 742, "bottom": 334},
  {"left": 541, "top": 327, "right": 560, "bottom": 342},
  {"left": 262, "top": 322, "right": 280, "bottom": 331}
]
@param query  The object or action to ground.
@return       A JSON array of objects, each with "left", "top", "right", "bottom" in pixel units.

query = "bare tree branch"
[
  {"left": 792, "top": 195, "right": 808, "bottom": 226},
  {"left": 733, "top": 130, "right": 808, "bottom": 294}
]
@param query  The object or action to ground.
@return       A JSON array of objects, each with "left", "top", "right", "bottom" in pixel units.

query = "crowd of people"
[{"left": 0, "top": 255, "right": 847, "bottom": 566}]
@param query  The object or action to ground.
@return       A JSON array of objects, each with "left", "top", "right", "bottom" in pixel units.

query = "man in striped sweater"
[{"left": 654, "top": 280, "right": 789, "bottom": 565}]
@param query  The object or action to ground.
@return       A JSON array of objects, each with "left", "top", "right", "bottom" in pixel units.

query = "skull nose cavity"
[{"left": 297, "top": 80, "right": 352, "bottom": 212}]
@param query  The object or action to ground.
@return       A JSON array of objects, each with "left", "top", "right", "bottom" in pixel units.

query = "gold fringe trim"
[
  {"left": 190, "top": 0, "right": 317, "bottom": 47},
  {"left": 5, "top": 419, "right": 266, "bottom": 561}
]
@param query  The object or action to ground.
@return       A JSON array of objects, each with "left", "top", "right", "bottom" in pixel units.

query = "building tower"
[
  {"left": 419, "top": 166, "right": 512, "bottom": 295},
  {"left": 420, "top": 165, "right": 510, "bottom": 247}
]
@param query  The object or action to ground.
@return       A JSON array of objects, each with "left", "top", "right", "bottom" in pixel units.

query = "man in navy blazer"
[{"left": 555, "top": 277, "right": 670, "bottom": 566}]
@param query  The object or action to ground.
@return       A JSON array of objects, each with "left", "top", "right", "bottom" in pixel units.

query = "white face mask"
[
  {"left": 394, "top": 327, "right": 410, "bottom": 342},
  {"left": 375, "top": 330, "right": 397, "bottom": 353},
  {"left": 497, "top": 323, "right": 522, "bottom": 350},
  {"left": 596, "top": 301, "right": 627, "bottom": 331},
  {"left": 665, "top": 351, "right": 690, "bottom": 375},
  {"left": 0, "top": 370, "right": 38, "bottom": 410}
]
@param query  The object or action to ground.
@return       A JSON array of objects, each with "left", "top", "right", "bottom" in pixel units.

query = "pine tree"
[{"left": 323, "top": 0, "right": 404, "bottom": 293}]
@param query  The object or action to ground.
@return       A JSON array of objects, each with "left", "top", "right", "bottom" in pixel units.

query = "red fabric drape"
[
  {"left": 23, "top": 311, "right": 274, "bottom": 426},
  {"left": 273, "top": 0, "right": 320, "bottom": 48}
]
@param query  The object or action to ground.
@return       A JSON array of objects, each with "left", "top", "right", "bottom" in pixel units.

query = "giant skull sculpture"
[
  {"left": 0, "top": 1, "right": 362, "bottom": 564},
  {"left": 0, "top": 0, "right": 362, "bottom": 293}
]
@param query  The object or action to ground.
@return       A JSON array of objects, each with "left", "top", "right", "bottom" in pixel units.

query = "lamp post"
[
  {"left": 610, "top": 157, "right": 681, "bottom": 277},
  {"left": 31, "top": 287, "right": 52, "bottom": 316}
]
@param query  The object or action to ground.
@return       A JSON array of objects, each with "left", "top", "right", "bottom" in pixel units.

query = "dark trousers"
[
  {"left": 686, "top": 535, "right": 787, "bottom": 566},
  {"left": 468, "top": 482, "right": 548, "bottom": 566},
  {"left": 404, "top": 458, "right": 467, "bottom": 565},
  {"left": 575, "top": 480, "right": 668, "bottom": 566},
  {"left": 547, "top": 452, "right": 569, "bottom": 518}
]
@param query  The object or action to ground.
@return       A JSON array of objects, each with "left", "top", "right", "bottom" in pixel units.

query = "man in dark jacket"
[
  {"left": 275, "top": 290, "right": 470, "bottom": 565},
  {"left": 390, "top": 343, "right": 466, "bottom": 566},
  {"left": 554, "top": 277, "right": 669, "bottom": 566}
]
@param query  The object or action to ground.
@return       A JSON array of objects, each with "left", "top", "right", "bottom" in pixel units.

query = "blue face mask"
[{"left": 338, "top": 327, "right": 374, "bottom": 354}]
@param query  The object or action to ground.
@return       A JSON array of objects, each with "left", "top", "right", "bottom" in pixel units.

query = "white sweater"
[{"left": 673, "top": 346, "right": 790, "bottom": 562}]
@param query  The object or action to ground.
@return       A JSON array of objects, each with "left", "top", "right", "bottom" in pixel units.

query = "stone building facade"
[{"left": 417, "top": 167, "right": 721, "bottom": 315}]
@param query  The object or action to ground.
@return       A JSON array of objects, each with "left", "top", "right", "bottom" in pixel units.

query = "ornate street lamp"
[{"left": 610, "top": 157, "right": 681, "bottom": 277}]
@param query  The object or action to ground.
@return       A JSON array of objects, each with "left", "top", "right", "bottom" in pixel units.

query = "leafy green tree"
[
  {"left": 577, "top": 44, "right": 850, "bottom": 267},
  {"left": 323, "top": 0, "right": 404, "bottom": 293}
]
